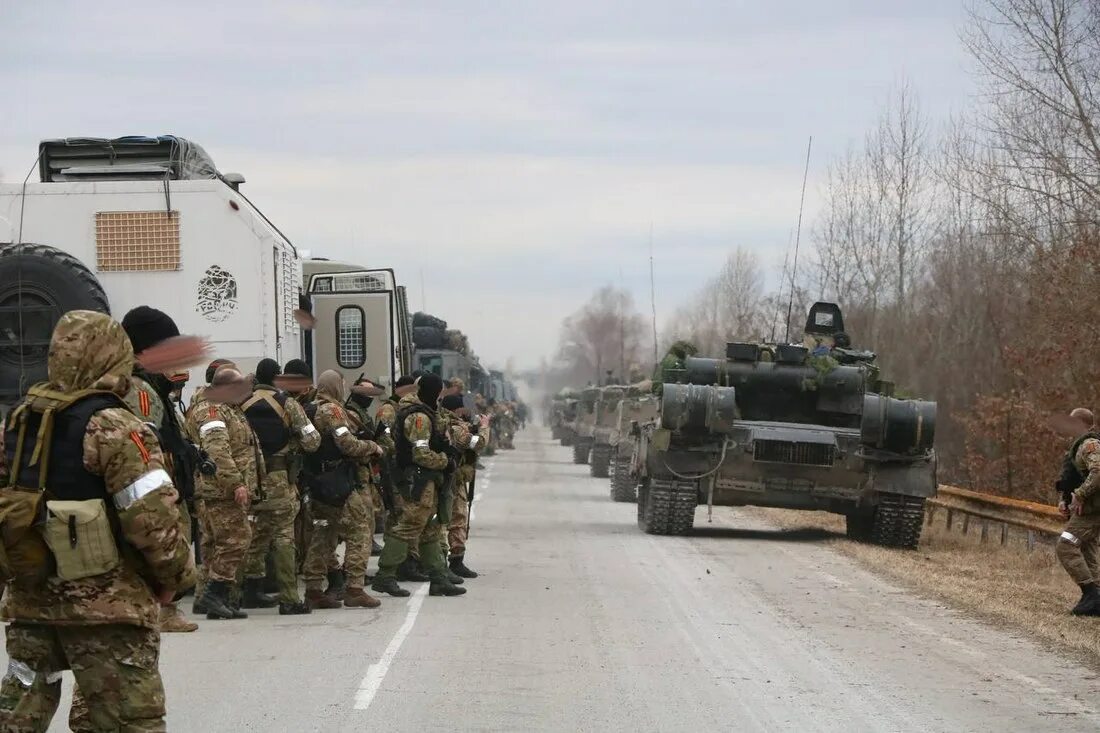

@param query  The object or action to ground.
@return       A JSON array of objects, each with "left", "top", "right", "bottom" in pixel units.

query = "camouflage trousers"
[
  {"left": 377, "top": 482, "right": 445, "bottom": 580},
  {"left": 0, "top": 623, "right": 164, "bottom": 733},
  {"left": 303, "top": 490, "right": 372, "bottom": 591},
  {"left": 242, "top": 470, "right": 299, "bottom": 603},
  {"left": 1056, "top": 512, "right": 1100, "bottom": 585},
  {"left": 448, "top": 478, "right": 471, "bottom": 557},
  {"left": 196, "top": 499, "right": 252, "bottom": 583}
]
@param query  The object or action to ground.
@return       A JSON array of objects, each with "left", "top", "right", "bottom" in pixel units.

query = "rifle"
[{"left": 467, "top": 466, "right": 476, "bottom": 537}]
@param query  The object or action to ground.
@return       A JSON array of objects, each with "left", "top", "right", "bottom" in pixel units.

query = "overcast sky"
[{"left": 1, "top": 1, "right": 974, "bottom": 369}]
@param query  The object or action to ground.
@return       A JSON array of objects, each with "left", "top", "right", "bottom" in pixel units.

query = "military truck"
[
  {"left": 610, "top": 389, "right": 659, "bottom": 502},
  {"left": 589, "top": 385, "right": 627, "bottom": 478},
  {"left": 557, "top": 393, "right": 580, "bottom": 446},
  {"left": 570, "top": 387, "right": 599, "bottom": 464},
  {"left": 635, "top": 303, "right": 937, "bottom": 549}
]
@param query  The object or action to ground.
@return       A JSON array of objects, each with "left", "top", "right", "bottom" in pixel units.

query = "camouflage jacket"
[
  {"left": 251, "top": 385, "right": 321, "bottom": 458},
  {"left": 2, "top": 310, "right": 195, "bottom": 629},
  {"left": 398, "top": 393, "right": 449, "bottom": 471},
  {"left": 314, "top": 397, "right": 381, "bottom": 463},
  {"left": 122, "top": 373, "right": 166, "bottom": 430},
  {"left": 1074, "top": 437, "right": 1100, "bottom": 509},
  {"left": 186, "top": 390, "right": 264, "bottom": 502},
  {"left": 374, "top": 398, "right": 398, "bottom": 456}
]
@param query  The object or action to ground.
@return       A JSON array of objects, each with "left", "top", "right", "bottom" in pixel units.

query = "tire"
[
  {"left": 610, "top": 457, "right": 637, "bottom": 503},
  {"left": 572, "top": 442, "right": 590, "bottom": 465},
  {"left": 561, "top": 430, "right": 575, "bottom": 447},
  {"left": 869, "top": 494, "right": 925, "bottom": 549},
  {"left": 412, "top": 312, "right": 447, "bottom": 330},
  {"left": 0, "top": 243, "right": 109, "bottom": 403},
  {"left": 590, "top": 445, "right": 611, "bottom": 478},
  {"left": 412, "top": 326, "right": 446, "bottom": 349}
]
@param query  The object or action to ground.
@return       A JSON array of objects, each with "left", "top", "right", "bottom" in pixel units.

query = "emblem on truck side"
[{"left": 196, "top": 265, "right": 238, "bottom": 322}]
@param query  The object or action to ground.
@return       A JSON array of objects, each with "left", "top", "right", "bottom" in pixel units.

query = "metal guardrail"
[{"left": 926, "top": 485, "right": 1064, "bottom": 551}]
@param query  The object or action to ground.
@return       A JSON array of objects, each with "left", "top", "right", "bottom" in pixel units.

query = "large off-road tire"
[
  {"left": 572, "top": 442, "right": 590, "bottom": 465},
  {"left": 560, "top": 430, "right": 575, "bottom": 447},
  {"left": 609, "top": 456, "right": 636, "bottom": 503},
  {"left": 590, "top": 445, "right": 611, "bottom": 478},
  {"left": 868, "top": 494, "right": 925, "bottom": 549},
  {"left": 638, "top": 478, "right": 696, "bottom": 535},
  {"left": 0, "top": 244, "right": 109, "bottom": 403}
]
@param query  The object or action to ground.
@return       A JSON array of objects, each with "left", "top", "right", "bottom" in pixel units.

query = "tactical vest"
[
  {"left": 304, "top": 399, "right": 347, "bottom": 469},
  {"left": 4, "top": 391, "right": 124, "bottom": 500},
  {"left": 394, "top": 403, "right": 436, "bottom": 470},
  {"left": 243, "top": 387, "right": 291, "bottom": 460}
]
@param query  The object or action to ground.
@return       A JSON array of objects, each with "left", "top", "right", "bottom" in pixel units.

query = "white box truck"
[{"left": 0, "top": 136, "right": 411, "bottom": 405}]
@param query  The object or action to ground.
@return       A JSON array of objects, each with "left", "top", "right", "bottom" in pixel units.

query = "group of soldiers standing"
[{"left": 0, "top": 304, "right": 505, "bottom": 731}]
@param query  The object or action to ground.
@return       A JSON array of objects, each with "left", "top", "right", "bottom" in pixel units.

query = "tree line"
[{"left": 550, "top": 0, "right": 1099, "bottom": 501}]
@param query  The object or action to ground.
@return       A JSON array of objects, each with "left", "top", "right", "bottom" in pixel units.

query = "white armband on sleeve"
[
  {"left": 199, "top": 420, "right": 227, "bottom": 436},
  {"left": 334, "top": 426, "right": 350, "bottom": 437},
  {"left": 114, "top": 469, "right": 171, "bottom": 510},
  {"left": 300, "top": 424, "right": 318, "bottom": 437},
  {"left": 469, "top": 435, "right": 480, "bottom": 448},
  {"left": 414, "top": 439, "right": 430, "bottom": 449}
]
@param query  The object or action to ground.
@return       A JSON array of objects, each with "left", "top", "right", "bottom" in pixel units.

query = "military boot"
[
  {"left": 371, "top": 576, "right": 411, "bottom": 598},
  {"left": 449, "top": 556, "right": 478, "bottom": 579},
  {"left": 324, "top": 569, "right": 347, "bottom": 601},
  {"left": 279, "top": 600, "right": 312, "bottom": 616},
  {"left": 241, "top": 578, "right": 279, "bottom": 609},
  {"left": 227, "top": 586, "right": 249, "bottom": 619},
  {"left": 1072, "top": 583, "right": 1100, "bottom": 616},
  {"left": 305, "top": 587, "right": 342, "bottom": 610},
  {"left": 371, "top": 538, "right": 384, "bottom": 556},
  {"left": 199, "top": 580, "right": 238, "bottom": 620},
  {"left": 429, "top": 574, "right": 467, "bottom": 597},
  {"left": 396, "top": 557, "right": 429, "bottom": 582},
  {"left": 158, "top": 603, "right": 198, "bottom": 633},
  {"left": 344, "top": 587, "right": 382, "bottom": 608},
  {"left": 445, "top": 568, "right": 465, "bottom": 585}
]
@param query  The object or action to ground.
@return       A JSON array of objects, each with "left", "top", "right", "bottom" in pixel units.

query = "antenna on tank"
[
  {"left": 649, "top": 224, "right": 659, "bottom": 369},
  {"left": 784, "top": 136, "right": 813, "bottom": 344}
]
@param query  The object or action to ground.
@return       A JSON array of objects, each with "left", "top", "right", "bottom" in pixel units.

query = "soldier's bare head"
[{"left": 1071, "top": 407, "right": 1096, "bottom": 432}]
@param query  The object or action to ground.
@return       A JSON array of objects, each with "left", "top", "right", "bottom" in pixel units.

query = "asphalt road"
[{"left": 10, "top": 426, "right": 1100, "bottom": 732}]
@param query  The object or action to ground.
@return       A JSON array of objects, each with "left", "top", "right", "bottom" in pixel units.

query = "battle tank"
[
  {"left": 609, "top": 387, "right": 659, "bottom": 503},
  {"left": 570, "top": 387, "right": 600, "bottom": 464},
  {"left": 590, "top": 386, "right": 628, "bottom": 478},
  {"left": 635, "top": 302, "right": 937, "bottom": 549}
]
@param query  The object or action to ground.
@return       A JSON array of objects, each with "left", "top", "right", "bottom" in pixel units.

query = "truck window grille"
[
  {"left": 753, "top": 440, "right": 835, "bottom": 467},
  {"left": 95, "top": 211, "right": 180, "bottom": 271},
  {"left": 280, "top": 248, "right": 299, "bottom": 335}
]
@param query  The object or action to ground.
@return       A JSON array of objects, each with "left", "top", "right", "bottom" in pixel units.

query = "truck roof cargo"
[{"left": 38, "top": 136, "right": 219, "bottom": 182}]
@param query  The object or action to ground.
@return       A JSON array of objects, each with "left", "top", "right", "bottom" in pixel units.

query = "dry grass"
[{"left": 741, "top": 506, "right": 1100, "bottom": 666}]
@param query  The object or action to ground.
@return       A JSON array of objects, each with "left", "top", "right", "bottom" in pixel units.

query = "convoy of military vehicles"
[{"left": 550, "top": 301, "right": 938, "bottom": 550}]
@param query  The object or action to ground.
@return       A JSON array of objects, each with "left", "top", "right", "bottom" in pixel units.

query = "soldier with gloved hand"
[{"left": 1055, "top": 407, "right": 1100, "bottom": 616}]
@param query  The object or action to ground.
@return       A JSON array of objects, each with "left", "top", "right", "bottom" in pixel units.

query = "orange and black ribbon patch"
[
  {"left": 129, "top": 431, "right": 151, "bottom": 464},
  {"left": 138, "top": 390, "right": 151, "bottom": 417}
]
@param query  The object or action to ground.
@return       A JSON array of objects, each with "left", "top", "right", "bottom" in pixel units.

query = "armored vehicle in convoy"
[
  {"left": 635, "top": 303, "right": 937, "bottom": 549},
  {"left": 556, "top": 392, "right": 580, "bottom": 446},
  {"left": 589, "top": 385, "right": 627, "bottom": 478},
  {"left": 570, "top": 387, "right": 599, "bottom": 464},
  {"left": 611, "top": 389, "right": 659, "bottom": 502}
]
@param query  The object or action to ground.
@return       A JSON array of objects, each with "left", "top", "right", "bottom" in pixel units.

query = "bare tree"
[{"left": 556, "top": 286, "right": 647, "bottom": 385}]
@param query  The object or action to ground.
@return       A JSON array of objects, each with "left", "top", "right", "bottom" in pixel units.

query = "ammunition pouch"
[
  {"left": 0, "top": 488, "right": 51, "bottom": 585},
  {"left": 401, "top": 466, "right": 445, "bottom": 503},
  {"left": 266, "top": 454, "right": 289, "bottom": 473},
  {"left": 41, "top": 499, "right": 120, "bottom": 581},
  {"left": 302, "top": 460, "right": 358, "bottom": 508}
]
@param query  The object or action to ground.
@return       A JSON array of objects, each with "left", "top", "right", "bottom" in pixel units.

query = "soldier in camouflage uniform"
[
  {"left": 185, "top": 363, "right": 259, "bottom": 620},
  {"left": 375, "top": 376, "right": 428, "bottom": 581},
  {"left": 345, "top": 376, "right": 389, "bottom": 558},
  {"left": 0, "top": 310, "right": 195, "bottom": 732},
  {"left": 440, "top": 395, "right": 490, "bottom": 579},
  {"left": 302, "top": 371, "right": 383, "bottom": 609},
  {"left": 372, "top": 374, "right": 465, "bottom": 598},
  {"left": 120, "top": 306, "right": 198, "bottom": 634},
  {"left": 241, "top": 359, "right": 320, "bottom": 615},
  {"left": 282, "top": 359, "right": 316, "bottom": 571},
  {"left": 1055, "top": 408, "right": 1100, "bottom": 616}
]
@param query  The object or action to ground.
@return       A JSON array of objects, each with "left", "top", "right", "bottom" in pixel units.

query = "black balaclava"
[
  {"left": 255, "top": 358, "right": 281, "bottom": 387},
  {"left": 417, "top": 373, "right": 444, "bottom": 409}
]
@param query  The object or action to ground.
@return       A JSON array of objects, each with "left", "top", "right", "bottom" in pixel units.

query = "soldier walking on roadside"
[{"left": 1055, "top": 407, "right": 1100, "bottom": 616}]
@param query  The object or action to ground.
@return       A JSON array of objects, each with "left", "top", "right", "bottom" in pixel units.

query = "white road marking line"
[{"left": 353, "top": 583, "right": 429, "bottom": 711}]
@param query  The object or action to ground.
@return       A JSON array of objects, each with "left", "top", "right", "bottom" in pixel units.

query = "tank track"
[
  {"left": 590, "top": 445, "right": 611, "bottom": 478},
  {"left": 572, "top": 442, "right": 590, "bottom": 465},
  {"left": 640, "top": 479, "right": 697, "bottom": 536},
  {"left": 609, "top": 456, "right": 636, "bottom": 502},
  {"left": 870, "top": 493, "right": 925, "bottom": 549}
]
